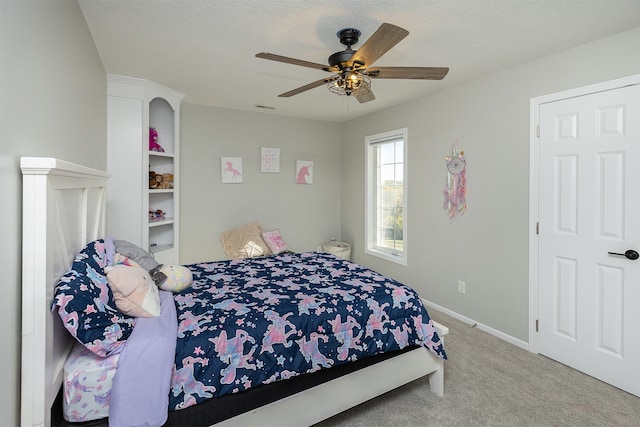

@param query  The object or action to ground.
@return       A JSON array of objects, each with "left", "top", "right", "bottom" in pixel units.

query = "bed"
[{"left": 21, "top": 157, "right": 448, "bottom": 427}]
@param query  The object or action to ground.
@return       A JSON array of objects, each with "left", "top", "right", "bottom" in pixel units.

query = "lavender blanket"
[{"left": 109, "top": 290, "right": 177, "bottom": 427}]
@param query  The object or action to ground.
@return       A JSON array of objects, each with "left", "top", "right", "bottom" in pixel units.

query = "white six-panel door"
[{"left": 537, "top": 82, "right": 639, "bottom": 396}]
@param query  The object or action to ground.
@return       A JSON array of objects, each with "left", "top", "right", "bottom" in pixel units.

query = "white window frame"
[{"left": 365, "top": 128, "right": 408, "bottom": 266}]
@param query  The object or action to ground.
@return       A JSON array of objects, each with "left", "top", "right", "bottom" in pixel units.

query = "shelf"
[
  {"left": 149, "top": 217, "right": 174, "bottom": 227},
  {"left": 149, "top": 151, "right": 174, "bottom": 159},
  {"left": 149, "top": 188, "right": 174, "bottom": 194}
]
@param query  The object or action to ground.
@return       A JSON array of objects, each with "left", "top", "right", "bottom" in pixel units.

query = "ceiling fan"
[{"left": 256, "top": 23, "right": 449, "bottom": 103}]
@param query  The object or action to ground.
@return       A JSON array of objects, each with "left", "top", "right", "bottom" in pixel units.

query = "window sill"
[{"left": 365, "top": 247, "right": 407, "bottom": 266}]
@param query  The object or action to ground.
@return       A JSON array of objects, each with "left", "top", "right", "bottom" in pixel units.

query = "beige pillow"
[
  {"left": 220, "top": 222, "right": 272, "bottom": 259},
  {"left": 105, "top": 257, "right": 161, "bottom": 317}
]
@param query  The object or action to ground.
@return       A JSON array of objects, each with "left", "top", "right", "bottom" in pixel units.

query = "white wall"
[
  {"left": 179, "top": 104, "right": 343, "bottom": 263},
  {"left": 0, "top": 1, "right": 106, "bottom": 425},
  {"left": 341, "top": 27, "right": 640, "bottom": 342}
]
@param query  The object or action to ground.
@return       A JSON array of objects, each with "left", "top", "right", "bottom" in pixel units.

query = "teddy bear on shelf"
[
  {"left": 149, "top": 170, "right": 156, "bottom": 189},
  {"left": 149, "top": 170, "right": 163, "bottom": 189},
  {"left": 161, "top": 173, "right": 173, "bottom": 189},
  {"left": 149, "top": 127, "right": 164, "bottom": 152}
]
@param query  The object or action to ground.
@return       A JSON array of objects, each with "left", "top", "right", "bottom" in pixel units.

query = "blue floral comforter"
[{"left": 169, "top": 251, "right": 446, "bottom": 411}]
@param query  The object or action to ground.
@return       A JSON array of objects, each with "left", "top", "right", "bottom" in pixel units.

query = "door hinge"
[
  {"left": 536, "top": 319, "right": 539, "bottom": 332},
  {"left": 536, "top": 125, "right": 540, "bottom": 137},
  {"left": 536, "top": 222, "right": 539, "bottom": 235}
]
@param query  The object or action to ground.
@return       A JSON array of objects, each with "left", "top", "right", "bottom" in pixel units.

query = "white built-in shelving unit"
[{"left": 106, "top": 74, "right": 184, "bottom": 265}]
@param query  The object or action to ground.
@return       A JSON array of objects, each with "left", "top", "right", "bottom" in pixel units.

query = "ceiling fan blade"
[
  {"left": 256, "top": 52, "right": 337, "bottom": 72},
  {"left": 366, "top": 66, "right": 449, "bottom": 80},
  {"left": 356, "top": 90, "right": 376, "bottom": 104},
  {"left": 350, "top": 23, "right": 409, "bottom": 68},
  {"left": 279, "top": 75, "right": 339, "bottom": 97}
]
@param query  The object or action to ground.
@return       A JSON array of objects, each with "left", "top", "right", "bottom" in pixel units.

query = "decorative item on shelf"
[
  {"left": 149, "top": 170, "right": 162, "bottom": 189},
  {"left": 149, "top": 171, "right": 173, "bottom": 189},
  {"left": 443, "top": 144, "right": 467, "bottom": 221},
  {"left": 149, "top": 209, "right": 165, "bottom": 220},
  {"left": 161, "top": 173, "right": 174, "bottom": 189},
  {"left": 149, "top": 127, "right": 164, "bottom": 152}
]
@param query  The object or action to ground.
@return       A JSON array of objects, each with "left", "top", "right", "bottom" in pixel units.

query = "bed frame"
[
  {"left": 21, "top": 157, "right": 447, "bottom": 427},
  {"left": 21, "top": 157, "right": 109, "bottom": 427}
]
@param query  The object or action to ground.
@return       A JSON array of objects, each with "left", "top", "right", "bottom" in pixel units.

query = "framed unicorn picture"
[
  {"left": 221, "top": 157, "right": 243, "bottom": 183},
  {"left": 295, "top": 160, "right": 313, "bottom": 184}
]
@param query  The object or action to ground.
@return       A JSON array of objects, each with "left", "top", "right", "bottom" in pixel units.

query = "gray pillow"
[{"left": 114, "top": 240, "right": 160, "bottom": 271}]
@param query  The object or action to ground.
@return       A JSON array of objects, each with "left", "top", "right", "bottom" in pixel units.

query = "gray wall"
[
  {"left": 341, "top": 27, "right": 640, "bottom": 342},
  {"left": 0, "top": 1, "right": 106, "bottom": 425},
  {"left": 179, "top": 104, "right": 343, "bottom": 263}
]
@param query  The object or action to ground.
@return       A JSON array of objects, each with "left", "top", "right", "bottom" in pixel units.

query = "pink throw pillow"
[
  {"left": 262, "top": 229, "right": 288, "bottom": 254},
  {"left": 105, "top": 257, "right": 161, "bottom": 317}
]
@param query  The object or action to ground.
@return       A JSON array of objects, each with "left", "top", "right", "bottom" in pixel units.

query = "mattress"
[{"left": 62, "top": 342, "right": 119, "bottom": 423}]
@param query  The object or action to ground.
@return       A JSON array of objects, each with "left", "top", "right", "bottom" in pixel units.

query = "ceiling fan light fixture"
[
  {"left": 327, "top": 72, "right": 371, "bottom": 97},
  {"left": 256, "top": 23, "right": 447, "bottom": 102}
]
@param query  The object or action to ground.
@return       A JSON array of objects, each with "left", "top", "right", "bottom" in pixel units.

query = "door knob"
[{"left": 607, "top": 250, "right": 639, "bottom": 260}]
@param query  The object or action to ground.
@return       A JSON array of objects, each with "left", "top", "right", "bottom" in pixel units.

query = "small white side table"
[{"left": 322, "top": 240, "right": 352, "bottom": 260}]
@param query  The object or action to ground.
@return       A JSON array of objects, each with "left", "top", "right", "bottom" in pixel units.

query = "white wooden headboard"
[{"left": 21, "top": 157, "right": 109, "bottom": 427}]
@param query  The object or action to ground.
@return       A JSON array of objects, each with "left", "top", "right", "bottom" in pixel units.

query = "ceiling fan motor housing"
[
  {"left": 328, "top": 28, "right": 361, "bottom": 68},
  {"left": 328, "top": 49, "right": 355, "bottom": 68}
]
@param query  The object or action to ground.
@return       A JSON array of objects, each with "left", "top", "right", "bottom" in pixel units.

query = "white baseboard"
[{"left": 421, "top": 299, "right": 530, "bottom": 351}]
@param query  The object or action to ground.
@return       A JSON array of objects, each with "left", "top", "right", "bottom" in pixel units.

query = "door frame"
[{"left": 528, "top": 74, "right": 640, "bottom": 354}]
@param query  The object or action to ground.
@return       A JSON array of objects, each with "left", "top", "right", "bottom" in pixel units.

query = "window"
[{"left": 365, "top": 128, "right": 407, "bottom": 265}]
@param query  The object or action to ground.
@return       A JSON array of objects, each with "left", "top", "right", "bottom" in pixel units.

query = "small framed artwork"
[
  {"left": 295, "top": 160, "right": 313, "bottom": 184},
  {"left": 261, "top": 147, "right": 280, "bottom": 173},
  {"left": 221, "top": 157, "right": 243, "bottom": 183}
]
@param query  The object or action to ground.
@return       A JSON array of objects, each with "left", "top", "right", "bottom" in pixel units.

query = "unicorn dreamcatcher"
[{"left": 443, "top": 146, "right": 467, "bottom": 220}]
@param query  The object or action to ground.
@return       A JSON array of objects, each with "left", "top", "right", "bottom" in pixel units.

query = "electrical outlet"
[{"left": 458, "top": 280, "right": 466, "bottom": 294}]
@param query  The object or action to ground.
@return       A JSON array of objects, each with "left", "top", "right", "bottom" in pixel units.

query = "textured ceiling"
[{"left": 78, "top": 0, "right": 640, "bottom": 122}]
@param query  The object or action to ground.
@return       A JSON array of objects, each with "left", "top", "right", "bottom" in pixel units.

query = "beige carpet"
[{"left": 313, "top": 310, "right": 640, "bottom": 427}]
